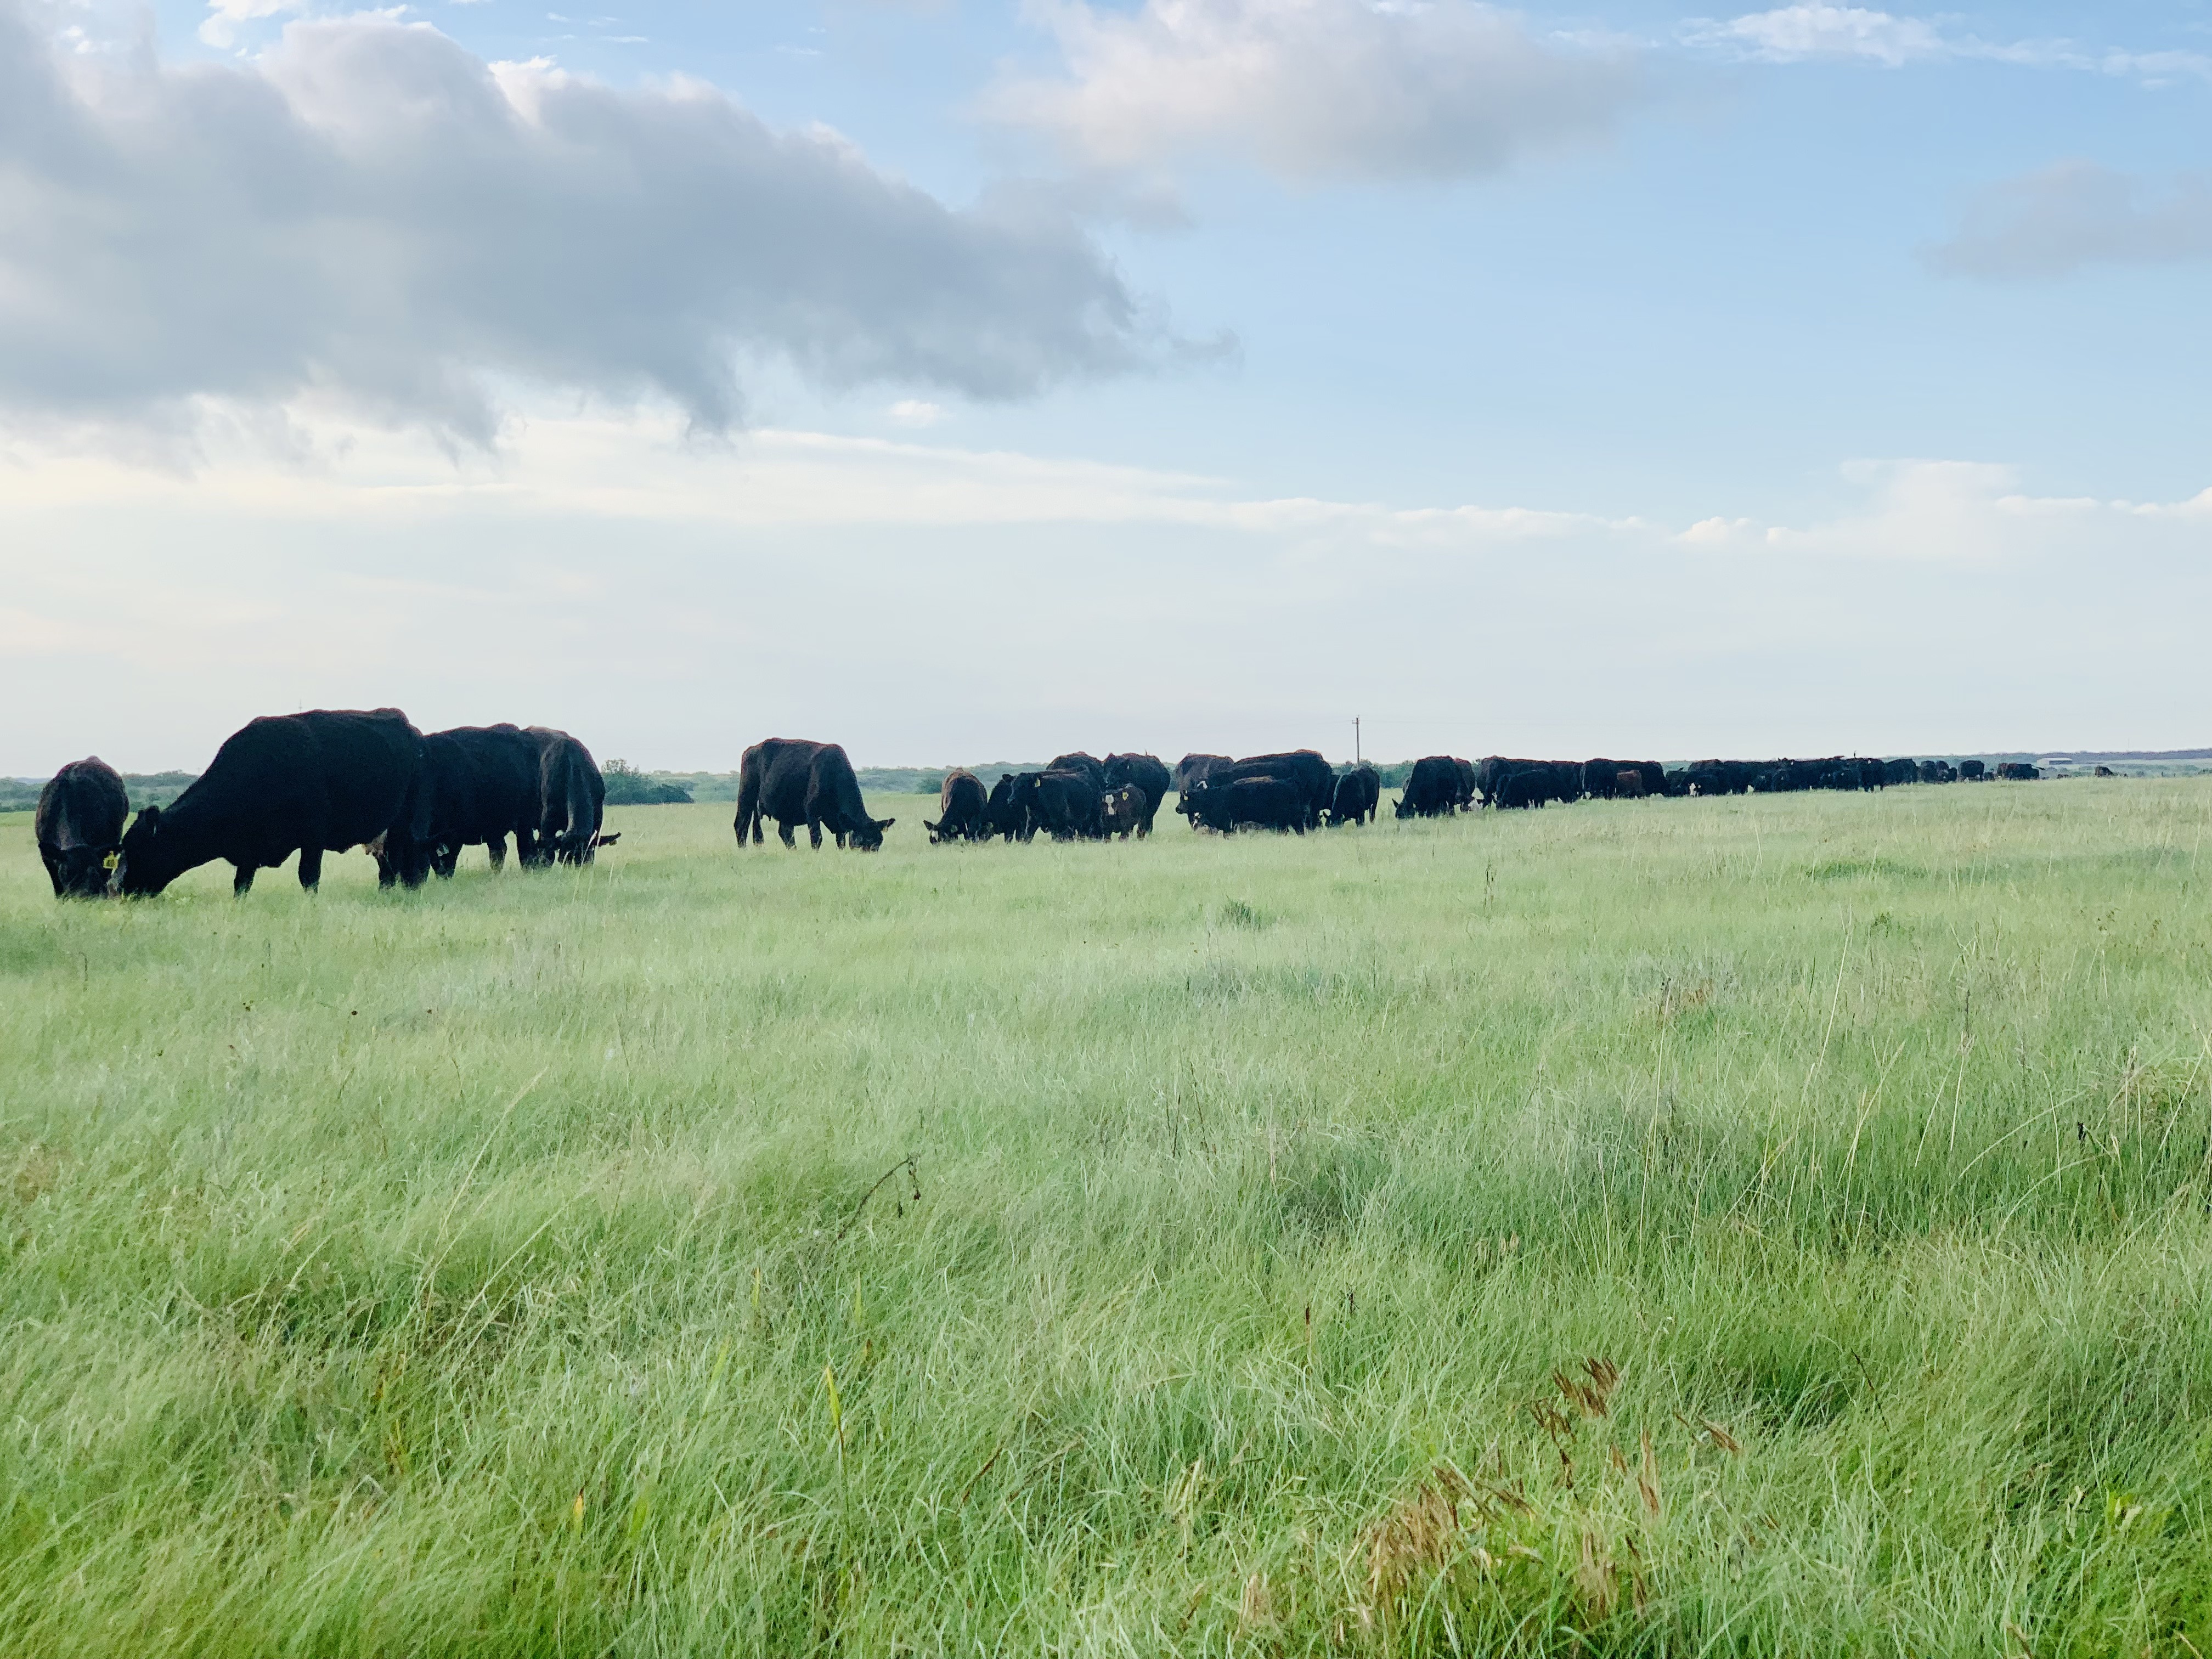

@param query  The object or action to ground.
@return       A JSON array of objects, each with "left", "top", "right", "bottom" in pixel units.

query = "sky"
[{"left": 0, "top": 0, "right": 2205, "bottom": 772}]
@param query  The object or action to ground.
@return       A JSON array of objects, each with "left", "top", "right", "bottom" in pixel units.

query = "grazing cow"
[
  {"left": 734, "top": 738, "right": 895, "bottom": 851},
  {"left": 1395, "top": 755, "right": 1461, "bottom": 820},
  {"left": 2095, "top": 765, "right": 2116, "bottom": 777},
  {"left": 924, "top": 769, "right": 990, "bottom": 844},
  {"left": 1022, "top": 769, "right": 1104, "bottom": 840},
  {"left": 36, "top": 757, "right": 128, "bottom": 898},
  {"left": 985, "top": 771, "right": 1035, "bottom": 842},
  {"left": 1450, "top": 758, "right": 1477, "bottom": 811},
  {"left": 522, "top": 728, "right": 611, "bottom": 865},
  {"left": 1886, "top": 758, "right": 1920, "bottom": 787},
  {"left": 1995, "top": 761, "right": 2040, "bottom": 781},
  {"left": 1614, "top": 769, "right": 1646, "bottom": 799},
  {"left": 420, "top": 725, "right": 542, "bottom": 876},
  {"left": 1494, "top": 768, "right": 1554, "bottom": 810},
  {"left": 1216, "top": 751, "right": 1334, "bottom": 828},
  {"left": 1172, "top": 754, "right": 1232, "bottom": 791},
  {"left": 1103, "top": 753, "right": 1172, "bottom": 837},
  {"left": 1048, "top": 753, "right": 1108, "bottom": 793},
  {"left": 114, "top": 709, "right": 428, "bottom": 897},
  {"left": 1181, "top": 776, "right": 1306, "bottom": 834},
  {"left": 1099, "top": 784, "right": 1147, "bottom": 839},
  {"left": 1583, "top": 759, "right": 1622, "bottom": 800},
  {"left": 1959, "top": 759, "right": 1986, "bottom": 780},
  {"left": 1477, "top": 757, "right": 1575, "bottom": 807},
  {"left": 1329, "top": 766, "right": 1380, "bottom": 826}
]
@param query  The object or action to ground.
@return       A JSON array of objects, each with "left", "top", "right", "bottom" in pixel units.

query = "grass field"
[{"left": 5, "top": 780, "right": 2212, "bottom": 1656}]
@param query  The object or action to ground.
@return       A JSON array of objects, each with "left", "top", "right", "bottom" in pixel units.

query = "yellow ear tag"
[{"left": 103, "top": 852, "right": 121, "bottom": 872}]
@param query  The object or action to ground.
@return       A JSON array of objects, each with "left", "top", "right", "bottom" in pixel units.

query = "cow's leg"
[
  {"left": 298, "top": 847, "right": 324, "bottom": 890},
  {"left": 777, "top": 817, "right": 797, "bottom": 849},
  {"left": 808, "top": 816, "right": 824, "bottom": 850},
  {"left": 233, "top": 862, "right": 256, "bottom": 896}
]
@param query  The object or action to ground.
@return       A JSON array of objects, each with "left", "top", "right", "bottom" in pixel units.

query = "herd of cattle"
[
  {"left": 33, "top": 710, "right": 612, "bottom": 898},
  {"left": 29, "top": 706, "right": 2053, "bottom": 897}
]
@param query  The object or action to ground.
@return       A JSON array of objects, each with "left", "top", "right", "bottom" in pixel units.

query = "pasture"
[{"left": 4, "top": 780, "right": 2212, "bottom": 1656}]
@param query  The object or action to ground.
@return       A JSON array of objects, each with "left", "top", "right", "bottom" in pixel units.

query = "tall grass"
[{"left": 4, "top": 780, "right": 2212, "bottom": 1655}]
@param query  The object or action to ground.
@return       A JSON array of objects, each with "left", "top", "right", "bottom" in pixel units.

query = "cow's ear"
[
  {"left": 134, "top": 804, "right": 162, "bottom": 829},
  {"left": 877, "top": 817, "right": 896, "bottom": 831}
]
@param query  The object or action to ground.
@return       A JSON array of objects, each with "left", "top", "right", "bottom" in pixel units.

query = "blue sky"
[{"left": 1, "top": 0, "right": 2205, "bottom": 770}]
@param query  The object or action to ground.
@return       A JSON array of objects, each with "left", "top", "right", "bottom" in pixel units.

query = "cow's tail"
[{"left": 734, "top": 754, "right": 760, "bottom": 845}]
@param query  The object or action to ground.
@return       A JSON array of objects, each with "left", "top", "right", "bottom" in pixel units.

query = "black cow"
[
  {"left": 1995, "top": 761, "right": 2040, "bottom": 781},
  {"left": 1886, "top": 758, "right": 1920, "bottom": 787},
  {"left": 1959, "top": 759, "right": 1985, "bottom": 781},
  {"left": 1329, "top": 766, "right": 1380, "bottom": 826},
  {"left": 1217, "top": 750, "right": 1334, "bottom": 828},
  {"left": 1582, "top": 758, "right": 1622, "bottom": 800},
  {"left": 1395, "top": 755, "right": 1461, "bottom": 819},
  {"left": 522, "top": 727, "right": 609, "bottom": 865},
  {"left": 1103, "top": 753, "right": 1172, "bottom": 837},
  {"left": 1477, "top": 756, "right": 1572, "bottom": 807},
  {"left": 114, "top": 709, "right": 428, "bottom": 897},
  {"left": 1451, "top": 758, "right": 1477, "bottom": 810},
  {"left": 1025, "top": 769, "right": 1103, "bottom": 840},
  {"left": 734, "top": 738, "right": 894, "bottom": 851},
  {"left": 985, "top": 771, "right": 1034, "bottom": 842},
  {"left": 1495, "top": 768, "right": 1555, "bottom": 810},
  {"left": 1181, "top": 776, "right": 1305, "bottom": 834},
  {"left": 36, "top": 757, "right": 128, "bottom": 898},
  {"left": 924, "top": 769, "right": 990, "bottom": 843},
  {"left": 1048, "top": 753, "right": 1108, "bottom": 792},
  {"left": 1172, "top": 754, "right": 1232, "bottom": 791},
  {"left": 421, "top": 725, "right": 543, "bottom": 876}
]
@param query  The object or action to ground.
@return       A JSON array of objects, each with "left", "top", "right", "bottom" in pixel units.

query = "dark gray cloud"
[
  {"left": 1925, "top": 162, "right": 2212, "bottom": 280},
  {"left": 0, "top": 3, "right": 1165, "bottom": 440}
]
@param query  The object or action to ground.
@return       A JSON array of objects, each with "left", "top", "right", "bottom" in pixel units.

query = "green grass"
[{"left": 5, "top": 780, "right": 2212, "bottom": 1656}]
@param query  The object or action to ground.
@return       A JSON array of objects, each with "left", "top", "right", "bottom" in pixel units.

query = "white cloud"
[
  {"left": 2, "top": 414, "right": 2203, "bottom": 769},
  {"left": 983, "top": 0, "right": 1641, "bottom": 183},
  {"left": 0, "top": 3, "right": 1177, "bottom": 447},
  {"left": 1684, "top": 5, "right": 2212, "bottom": 81},
  {"left": 1924, "top": 163, "right": 2212, "bottom": 280},
  {"left": 887, "top": 399, "right": 946, "bottom": 427},
  {"left": 199, "top": 0, "right": 303, "bottom": 50}
]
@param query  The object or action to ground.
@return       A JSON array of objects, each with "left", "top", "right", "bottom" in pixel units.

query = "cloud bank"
[
  {"left": 1925, "top": 163, "right": 2212, "bottom": 280},
  {"left": 984, "top": 0, "right": 1640, "bottom": 183},
  {"left": 0, "top": 2, "right": 1165, "bottom": 443}
]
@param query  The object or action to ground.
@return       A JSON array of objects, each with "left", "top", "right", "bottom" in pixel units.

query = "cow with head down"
[
  {"left": 924, "top": 769, "right": 990, "bottom": 843},
  {"left": 734, "top": 738, "right": 895, "bottom": 851},
  {"left": 37, "top": 757, "right": 129, "bottom": 899}
]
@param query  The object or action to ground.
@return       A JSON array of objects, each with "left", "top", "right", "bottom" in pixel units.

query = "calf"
[
  {"left": 1103, "top": 753, "right": 1171, "bottom": 836},
  {"left": 37, "top": 757, "right": 129, "bottom": 898}
]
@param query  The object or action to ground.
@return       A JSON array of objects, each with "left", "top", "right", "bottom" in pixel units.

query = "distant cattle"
[
  {"left": 1477, "top": 757, "right": 1575, "bottom": 807},
  {"left": 1103, "top": 753, "right": 1172, "bottom": 837},
  {"left": 1181, "top": 776, "right": 1306, "bottom": 834},
  {"left": 1583, "top": 758, "right": 1622, "bottom": 800},
  {"left": 735, "top": 738, "right": 895, "bottom": 851},
  {"left": 1329, "top": 766, "right": 1380, "bottom": 826},
  {"left": 1614, "top": 769, "right": 1646, "bottom": 799},
  {"left": 1450, "top": 758, "right": 1477, "bottom": 810},
  {"left": 1885, "top": 758, "right": 1920, "bottom": 787},
  {"left": 115, "top": 708, "right": 428, "bottom": 897},
  {"left": 37, "top": 757, "right": 128, "bottom": 899},
  {"left": 1025, "top": 769, "right": 1103, "bottom": 840},
  {"left": 1172, "top": 754, "right": 1232, "bottom": 791},
  {"left": 1995, "top": 761, "right": 2040, "bottom": 781},
  {"left": 1959, "top": 759, "right": 1986, "bottom": 780},
  {"left": 2094, "top": 765, "right": 2116, "bottom": 777},
  {"left": 1395, "top": 755, "right": 1461, "bottom": 820},
  {"left": 924, "top": 769, "right": 990, "bottom": 843},
  {"left": 1099, "top": 784, "right": 1147, "bottom": 839}
]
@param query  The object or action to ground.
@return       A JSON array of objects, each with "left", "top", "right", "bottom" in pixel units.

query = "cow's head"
[
  {"left": 848, "top": 815, "right": 895, "bottom": 851},
  {"left": 111, "top": 805, "right": 168, "bottom": 895},
  {"left": 53, "top": 844, "right": 118, "bottom": 898}
]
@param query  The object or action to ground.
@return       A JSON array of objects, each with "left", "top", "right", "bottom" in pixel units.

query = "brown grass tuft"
[{"left": 1363, "top": 1464, "right": 1474, "bottom": 1607}]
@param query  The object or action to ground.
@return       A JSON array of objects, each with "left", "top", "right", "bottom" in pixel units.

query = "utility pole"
[{"left": 1354, "top": 718, "right": 1361, "bottom": 766}]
